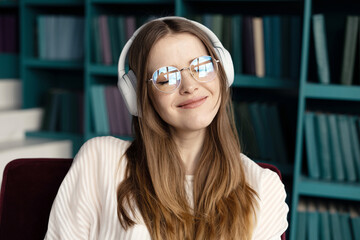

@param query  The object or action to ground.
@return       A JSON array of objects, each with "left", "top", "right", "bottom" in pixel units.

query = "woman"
[{"left": 45, "top": 17, "right": 288, "bottom": 240}]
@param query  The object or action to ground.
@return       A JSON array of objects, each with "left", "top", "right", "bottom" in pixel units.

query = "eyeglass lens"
[{"left": 152, "top": 56, "right": 217, "bottom": 93}]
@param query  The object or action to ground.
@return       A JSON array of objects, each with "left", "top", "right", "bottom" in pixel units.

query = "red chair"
[{"left": 0, "top": 158, "right": 286, "bottom": 240}]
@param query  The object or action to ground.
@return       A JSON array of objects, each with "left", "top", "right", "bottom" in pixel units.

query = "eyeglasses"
[{"left": 148, "top": 55, "right": 220, "bottom": 93}]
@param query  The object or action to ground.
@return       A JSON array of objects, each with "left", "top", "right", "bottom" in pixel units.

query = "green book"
[
  {"left": 307, "top": 201, "right": 320, "bottom": 240},
  {"left": 91, "top": 85, "right": 110, "bottom": 134},
  {"left": 296, "top": 200, "right": 307, "bottom": 240},
  {"left": 339, "top": 212, "right": 353, "bottom": 240},
  {"left": 305, "top": 112, "right": 321, "bottom": 179},
  {"left": 318, "top": 202, "right": 331, "bottom": 240},
  {"left": 312, "top": 14, "right": 331, "bottom": 84},
  {"left": 337, "top": 115, "right": 357, "bottom": 182},
  {"left": 231, "top": 15, "right": 242, "bottom": 74},
  {"left": 327, "top": 114, "right": 345, "bottom": 181},
  {"left": 235, "top": 102, "right": 261, "bottom": 159},
  {"left": 315, "top": 113, "right": 332, "bottom": 180},
  {"left": 349, "top": 116, "right": 360, "bottom": 178},
  {"left": 329, "top": 204, "right": 343, "bottom": 240},
  {"left": 266, "top": 104, "right": 288, "bottom": 164},
  {"left": 340, "top": 15, "right": 359, "bottom": 85}
]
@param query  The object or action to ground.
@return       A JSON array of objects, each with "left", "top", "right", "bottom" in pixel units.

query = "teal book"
[
  {"left": 340, "top": 16, "right": 359, "bottom": 85},
  {"left": 248, "top": 102, "right": 268, "bottom": 160},
  {"left": 349, "top": 116, "right": 360, "bottom": 178},
  {"left": 329, "top": 204, "right": 343, "bottom": 240},
  {"left": 315, "top": 113, "right": 332, "bottom": 180},
  {"left": 93, "top": 17, "right": 102, "bottom": 64},
  {"left": 271, "top": 15, "right": 282, "bottom": 78},
  {"left": 327, "top": 114, "right": 345, "bottom": 181},
  {"left": 296, "top": 200, "right": 307, "bottom": 240},
  {"left": 337, "top": 115, "right": 357, "bottom": 182},
  {"left": 231, "top": 15, "right": 242, "bottom": 74},
  {"left": 318, "top": 202, "right": 331, "bottom": 240},
  {"left": 350, "top": 206, "right": 360, "bottom": 240},
  {"left": 259, "top": 103, "right": 277, "bottom": 162},
  {"left": 290, "top": 15, "right": 301, "bottom": 81},
  {"left": 91, "top": 86, "right": 110, "bottom": 134},
  {"left": 235, "top": 102, "right": 261, "bottom": 159},
  {"left": 305, "top": 112, "right": 321, "bottom": 179},
  {"left": 117, "top": 16, "right": 126, "bottom": 49},
  {"left": 281, "top": 15, "right": 291, "bottom": 79},
  {"left": 266, "top": 104, "right": 288, "bottom": 164},
  {"left": 263, "top": 15, "right": 273, "bottom": 78},
  {"left": 307, "top": 202, "right": 320, "bottom": 240},
  {"left": 108, "top": 15, "right": 120, "bottom": 64},
  {"left": 212, "top": 14, "right": 223, "bottom": 43},
  {"left": 339, "top": 212, "right": 353, "bottom": 240},
  {"left": 37, "top": 15, "right": 46, "bottom": 59},
  {"left": 312, "top": 14, "right": 331, "bottom": 84}
]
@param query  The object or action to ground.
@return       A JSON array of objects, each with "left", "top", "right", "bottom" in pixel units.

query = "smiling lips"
[{"left": 177, "top": 96, "right": 208, "bottom": 109}]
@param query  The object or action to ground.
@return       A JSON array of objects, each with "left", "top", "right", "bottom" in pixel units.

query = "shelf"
[
  {"left": 23, "top": 0, "right": 83, "bottom": 6},
  {"left": 304, "top": 83, "right": 360, "bottom": 101},
  {"left": 86, "top": 132, "right": 133, "bottom": 141},
  {"left": 0, "top": 1, "right": 18, "bottom": 7},
  {"left": 0, "top": 54, "right": 19, "bottom": 78},
  {"left": 297, "top": 176, "right": 360, "bottom": 201},
  {"left": 91, "top": 0, "right": 171, "bottom": 4},
  {"left": 232, "top": 74, "right": 298, "bottom": 89},
  {"left": 88, "top": 64, "right": 117, "bottom": 76},
  {"left": 24, "top": 58, "right": 83, "bottom": 70}
]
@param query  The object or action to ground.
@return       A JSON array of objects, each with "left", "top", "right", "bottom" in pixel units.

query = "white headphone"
[{"left": 117, "top": 16, "right": 234, "bottom": 116}]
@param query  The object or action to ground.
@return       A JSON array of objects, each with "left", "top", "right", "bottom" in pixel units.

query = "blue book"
[
  {"left": 312, "top": 14, "right": 331, "bottom": 84},
  {"left": 337, "top": 115, "right": 357, "bottom": 182},
  {"left": 315, "top": 113, "right": 332, "bottom": 180},
  {"left": 305, "top": 112, "right": 321, "bottom": 179},
  {"left": 327, "top": 114, "right": 346, "bottom": 181}
]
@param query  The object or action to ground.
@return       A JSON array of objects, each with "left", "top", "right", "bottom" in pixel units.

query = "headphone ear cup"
[
  {"left": 118, "top": 70, "right": 139, "bottom": 116},
  {"left": 214, "top": 47, "right": 234, "bottom": 87}
]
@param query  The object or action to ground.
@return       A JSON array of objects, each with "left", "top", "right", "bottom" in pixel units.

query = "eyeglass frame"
[{"left": 147, "top": 55, "right": 220, "bottom": 93}]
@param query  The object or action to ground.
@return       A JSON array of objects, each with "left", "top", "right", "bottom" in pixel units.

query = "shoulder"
[
  {"left": 78, "top": 136, "right": 131, "bottom": 157},
  {"left": 240, "top": 153, "right": 289, "bottom": 239}
]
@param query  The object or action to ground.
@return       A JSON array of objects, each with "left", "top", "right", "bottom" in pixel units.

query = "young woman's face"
[{"left": 147, "top": 33, "right": 221, "bottom": 134}]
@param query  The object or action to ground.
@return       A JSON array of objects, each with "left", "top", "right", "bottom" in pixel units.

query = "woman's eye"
[{"left": 157, "top": 81, "right": 169, "bottom": 85}]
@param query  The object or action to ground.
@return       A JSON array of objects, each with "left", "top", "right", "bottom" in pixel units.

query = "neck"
[{"left": 171, "top": 128, "right": 206, "bottom": 175}]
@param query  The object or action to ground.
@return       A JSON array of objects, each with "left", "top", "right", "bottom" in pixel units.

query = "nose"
[{"left": 179, "top": 67, "right": 198, "bottom": 95}]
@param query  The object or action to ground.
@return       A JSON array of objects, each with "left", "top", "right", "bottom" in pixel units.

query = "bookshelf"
[{"left": 290, "top": 0, "right": 360, "bottom": 239}]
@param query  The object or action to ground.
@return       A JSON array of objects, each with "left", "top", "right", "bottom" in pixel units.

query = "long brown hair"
[{"left": 117, "top": 18, "right": 258, "bottom": 240}]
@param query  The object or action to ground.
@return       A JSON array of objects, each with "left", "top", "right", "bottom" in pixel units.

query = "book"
[
  {"left": 271, "top": 15, "right": 282, "bottom": 78},
  {"left": 248, "top": 102, "right": 267, "bottom": 160},
  {"left": 98, "top": 15, "right": 112, "bottom": 65},
  {"left": 318, "top": 202, "right": 331, "bottom": 240},
  {"left": 327, "top": 114, "right": 345, "bottom": 181},
  {"left": 259, "top": 103, "right": 277, "bottom": 162},
  {"left": 338, "top": 205, "right": 353, "bottom": 240},
  {"left": 108, "top": 15, "right": 120, "bottom": 64},
  {"left": 212, "top": 14, "right": 223, "bottom": 43},
  {"left": 296, "top": 200, "right": 307, "bottom": 240},
  {"left": 349, "top": 116, "right": 360, "bottom": 179},
  {"left": 91, "top": 85, "right": 110, "bottom": 134},
  {"left": 340, "top": 16, "right": 359, "bottom": 85},
  {"left": 329, "top": 203, "right": 343, "bottom": 240},
  {"left": 263, "top": 15, "right": 273, "bottom": 78},
  {"left": 242, "top": 16, "right": 256, "bottom": 75},
  {"left": 231, "top": 15, "right": 242, "bottom": 74},
  {"left": 314, "top": 113, "right": 332, "bottom": 180},
  {"left": 307, "top": 201, "right": 320, "bottom": 240},
  {"left": 305, "top": 112, "right": 321, "bottom": 179},
  {"left": 252, "top": 17, "right": 265, "bottom": 78},
  {"left": 337, "top": 115, "right": 357, "bottom": 182},
  {"left": 289, "top": 15, "right": 302, "bottom": 81},
  {"left": 105, "top": 86, "right": 118, "bottom": 135},
  {"left": 281, "top": 15, "right": 291, "bottom": 79},
  {"left": 312, "top": 14, "right": 331, "bottom": 84},
  {"left": 350, "top": 206, "right": 360, "bottom": 240}
]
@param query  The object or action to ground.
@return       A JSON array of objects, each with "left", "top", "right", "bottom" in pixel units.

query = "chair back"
[{"left": 0, "top": 158, "right": 286, "bottom": 240}]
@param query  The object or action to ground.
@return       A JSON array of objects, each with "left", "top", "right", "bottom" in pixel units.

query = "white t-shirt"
[{"left": 45, "top": 136, "right": 288, "bottom": 240}]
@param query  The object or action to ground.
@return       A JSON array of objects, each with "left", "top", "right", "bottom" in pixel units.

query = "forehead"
[{"left": 147, "top": 32, "right": 209, "bottom": 72}]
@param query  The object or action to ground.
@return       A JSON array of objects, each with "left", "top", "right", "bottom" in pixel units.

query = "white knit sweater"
[{"left": 45, "top": 136, "right": 288, "bottom": 240}]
